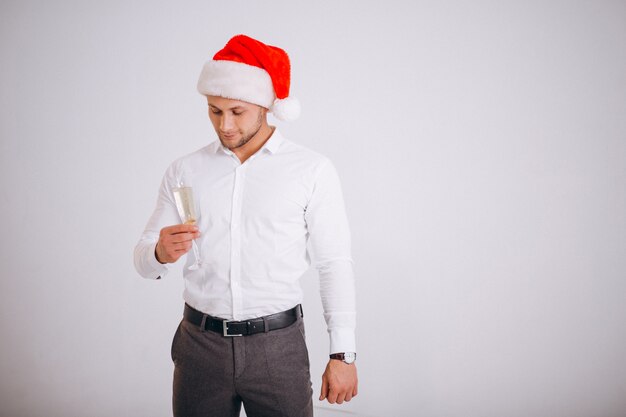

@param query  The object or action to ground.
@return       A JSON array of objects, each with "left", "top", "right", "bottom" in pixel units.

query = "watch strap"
[{"left": 329, "top": 352, "right": 356, "bottom": 363}]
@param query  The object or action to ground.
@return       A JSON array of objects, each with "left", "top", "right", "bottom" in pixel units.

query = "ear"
[{"left": 259, "top": 106, "right": 269, "bottom": 120}]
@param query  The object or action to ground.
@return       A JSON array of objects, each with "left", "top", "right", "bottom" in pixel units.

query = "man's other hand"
[
  {"left": 319, "top": 359, "right": 358, "bottom": 404},
  {"left": 155, "top": 224, "right": 200, "bottom": 264}
]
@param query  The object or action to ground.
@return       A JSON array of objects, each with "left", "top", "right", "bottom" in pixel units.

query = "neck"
[{"left": 232, "top": 123, "right": 275, "bottom": 164}]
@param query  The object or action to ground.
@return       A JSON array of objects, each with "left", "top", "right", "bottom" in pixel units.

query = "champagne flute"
[{"left": 172, "top": 181, "right": 202, "bottom": 270}]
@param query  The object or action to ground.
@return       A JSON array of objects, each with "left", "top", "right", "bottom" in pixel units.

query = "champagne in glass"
[
  {"left": 173, "top": 186, "right": 198, "bottom": 225},
  {"left": 173, "top": 185, "right": 202, "bottom": 270}
]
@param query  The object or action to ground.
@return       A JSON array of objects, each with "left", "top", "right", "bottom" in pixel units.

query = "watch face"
[{"left": 344, "top": 352, "right": 356, "bottom": 364}]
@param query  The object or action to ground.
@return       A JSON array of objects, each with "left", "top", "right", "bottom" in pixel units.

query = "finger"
[
  {"left": 319, "top": 377, "right": 328, "bottom": 401},
  {"left": 326, "top": 387, "right": 339, "bottom": 404},
  {"left": 161, "top": 243, "right": 192, "bottom": 261},
  {"left": 169, "top": 238, "right": 193, "bottom": 249},
  {"left": 336, "top": 392, "right": 346, "bottom": 404},
  {"left": 164, "top": 224, "right": 199, "bottom": 235},
  {"left": 345, "top": 392, "right": 353, "bottom": 402},
  {"left": 172, "top": 228, "right": 200, "bottom": 236},
  {"left": 173, "top": 243, "right": 192, "bottom": 253},
  {"left": 168, "top": 233, "right": 197, "bottom": 245}
]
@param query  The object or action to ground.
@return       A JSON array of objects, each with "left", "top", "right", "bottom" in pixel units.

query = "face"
[{"left": 207, "top": 95, "right": 267, "bottom": 151}]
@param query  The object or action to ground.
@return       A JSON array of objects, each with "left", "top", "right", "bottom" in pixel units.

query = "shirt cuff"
[
  {"left": 329, "top": 327, "right": 356, "bottom": 355},
  {"left": 147, "top": 241, "right": 169, "bottom": 279}
]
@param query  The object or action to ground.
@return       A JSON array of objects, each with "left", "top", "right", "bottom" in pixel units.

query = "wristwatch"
[{"left": 329, "top": 352, "right": 357, "bottom": 364}]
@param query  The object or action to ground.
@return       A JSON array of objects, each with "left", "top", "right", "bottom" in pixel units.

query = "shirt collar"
[{"left": 263, "top": 127, "right": 284, "bottom": 154}]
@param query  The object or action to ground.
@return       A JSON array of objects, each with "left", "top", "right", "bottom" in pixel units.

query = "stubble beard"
[{"left": 220, "top": 111, "right": 264, "bottom": 150}]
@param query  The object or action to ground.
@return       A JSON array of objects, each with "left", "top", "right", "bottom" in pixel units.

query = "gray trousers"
[{"left": 171, "top": 310, "right": 314, "bottom": 417}]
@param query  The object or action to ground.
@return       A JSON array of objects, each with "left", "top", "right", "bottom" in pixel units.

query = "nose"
[{"left": 220, "top": 114, "right": 234, "bottom": 132}]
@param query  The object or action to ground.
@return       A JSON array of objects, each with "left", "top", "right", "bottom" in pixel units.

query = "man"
[{"left": 134, "top": 34, "right": 357, "bottom": 417}]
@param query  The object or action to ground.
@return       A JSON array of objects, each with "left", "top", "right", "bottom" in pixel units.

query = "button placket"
[{"left": 229, "top": 166, "right": 245, "bottom": 320}]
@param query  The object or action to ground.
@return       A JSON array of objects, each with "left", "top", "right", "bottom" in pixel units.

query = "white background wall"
[{"left": 1, "top": 1, "right": 625, "bottom": 416}]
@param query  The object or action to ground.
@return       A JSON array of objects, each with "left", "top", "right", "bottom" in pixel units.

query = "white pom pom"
[{"left": 271, "top": 97, "right": 301, "bottom": 121}]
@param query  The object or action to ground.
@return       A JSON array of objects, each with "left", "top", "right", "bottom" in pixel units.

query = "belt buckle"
[{"left": 223, "top": 320, "right": 243, "bottom": 337}]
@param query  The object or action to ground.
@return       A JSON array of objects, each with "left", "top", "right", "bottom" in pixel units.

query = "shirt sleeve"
[
  {"left": 305, "top": 158, "right": 356, "bottom": 355},
  {"left": 133, "top": 164, "right": 182, "bottom": 279}
]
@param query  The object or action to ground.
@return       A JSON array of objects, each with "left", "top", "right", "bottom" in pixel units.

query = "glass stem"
[{"left": 191, "top": 240, "right": 201, "bottom": 265}]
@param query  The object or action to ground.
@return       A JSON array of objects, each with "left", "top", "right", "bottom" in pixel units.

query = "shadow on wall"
[
  {"left": 240, "top": 405, "right": 377, "bottom": 417},
  {"left": 312, "top": 406, "right": 377, "bottom": 417}
]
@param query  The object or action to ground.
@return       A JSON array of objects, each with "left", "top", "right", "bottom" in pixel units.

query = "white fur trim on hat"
[{"left": 197, "top": 60, "right": 275, "bottom": 108}]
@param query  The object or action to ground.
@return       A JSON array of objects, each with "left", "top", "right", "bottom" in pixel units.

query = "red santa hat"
[{"left": 197, "top": 34, "right": 301, "bottom": 121}]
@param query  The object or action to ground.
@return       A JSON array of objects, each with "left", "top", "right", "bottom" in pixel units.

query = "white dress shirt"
[{"left": 134, "top": 129, "right": 356, "bottom": 354}]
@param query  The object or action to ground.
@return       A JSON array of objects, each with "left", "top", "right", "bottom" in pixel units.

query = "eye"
[
  {"left": 210, "top": 108, "right": 222, "bottom": 115},
  {"left": 232, "top": 110, "right": 244, "bottom": 116}
]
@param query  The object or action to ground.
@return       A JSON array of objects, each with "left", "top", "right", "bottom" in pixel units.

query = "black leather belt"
[{"left": 183, "top": 303, "right": 302, "bottom": 337}]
